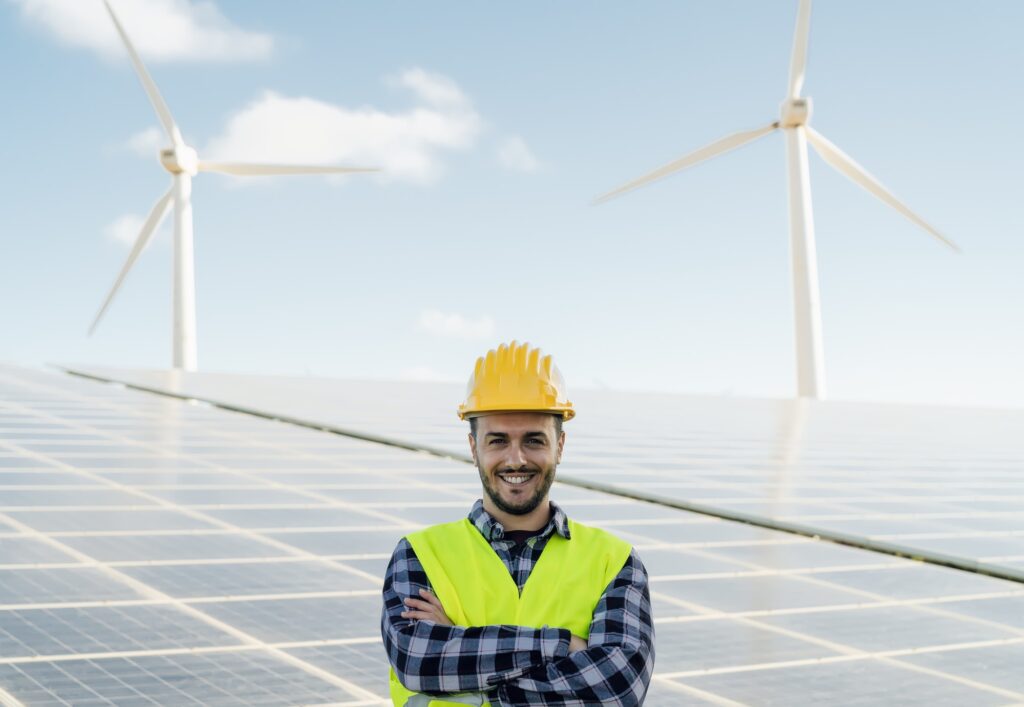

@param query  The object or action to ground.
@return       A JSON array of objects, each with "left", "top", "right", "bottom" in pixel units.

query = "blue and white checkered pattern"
[{"left": 382, "top": 500, "right": 654, "bottom": 705}]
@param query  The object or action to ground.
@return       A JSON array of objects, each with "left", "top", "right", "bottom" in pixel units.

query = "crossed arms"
[
  {"left": 401, "top": 588, "right": 589, "bottom": 653},
  {"left": 380, "top": 538, "right": 654, "bottom": 705}
]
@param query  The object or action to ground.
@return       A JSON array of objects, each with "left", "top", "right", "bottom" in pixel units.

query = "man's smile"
[{"left": 496, "top": 471, "right": 537, "bottom": 487}]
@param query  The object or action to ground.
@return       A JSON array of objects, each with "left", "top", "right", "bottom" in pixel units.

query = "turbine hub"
[
  {"left": 780, "top": 97, "right": 812, "bottom": 128},
  {"left": 160, "top": 145, "right": 199, "bottom": 176}
]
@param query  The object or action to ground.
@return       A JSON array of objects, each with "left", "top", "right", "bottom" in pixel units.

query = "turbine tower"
[
  {"left": 596, "top": 0, "right": 959, "bottom": 399},
  {"left": 90, "top": 0, "right": 377, "bottom": 371}
]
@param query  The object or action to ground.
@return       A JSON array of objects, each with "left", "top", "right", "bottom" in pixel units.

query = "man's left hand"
[{"left": 401, "top": 588, "right": 454, "bottom": 626}]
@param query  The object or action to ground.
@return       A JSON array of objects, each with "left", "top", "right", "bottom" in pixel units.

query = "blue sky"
[{"left": 1, "top": 1, "right": 1022, "bottom": 408}]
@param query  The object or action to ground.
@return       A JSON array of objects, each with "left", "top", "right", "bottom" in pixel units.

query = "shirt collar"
[{"left": 468, "top": 499, "right": 572, "bottom": 542}]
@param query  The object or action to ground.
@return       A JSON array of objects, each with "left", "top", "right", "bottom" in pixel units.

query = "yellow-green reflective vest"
[{"left": 389, "top": 517, "right": 632, "bottom": 707}]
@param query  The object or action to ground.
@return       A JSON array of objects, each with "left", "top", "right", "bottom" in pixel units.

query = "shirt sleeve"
[
  {"left": 494, "top": 549, "right": 655, "bottom": 707},
  {"left": 381, "top": 537, "right": 572, "bottom": 695}
]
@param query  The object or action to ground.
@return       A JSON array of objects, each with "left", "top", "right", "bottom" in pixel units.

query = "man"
[{"left": 382, "top": 341, "right": 654, "bottom": 706}]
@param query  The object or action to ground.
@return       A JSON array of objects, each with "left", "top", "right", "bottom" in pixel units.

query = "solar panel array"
[
  {"left": 1, "top": 364, "right": 1021, "bottom": 705},
  {"left": 567, "top": 392, "right": 1024, "bottom": 579},
  {"left": 74, "top": 368, "right": 1024, "bottom": 580}
]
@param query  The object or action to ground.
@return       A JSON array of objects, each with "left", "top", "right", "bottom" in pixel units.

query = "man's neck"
[{"left": 483, "top": 497, "right": 552, "bottom": 532}]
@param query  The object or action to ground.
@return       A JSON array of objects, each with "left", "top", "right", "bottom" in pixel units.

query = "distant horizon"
[{"left": 34, "top": 361, "right": 1024, "bottom": 414}]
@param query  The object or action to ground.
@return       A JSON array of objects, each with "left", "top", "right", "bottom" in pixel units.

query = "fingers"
[
  {"left": 403, "top": 590, "right": 443, "bottom": 614},
  {"left": 400, "top": 604, "right": 441, "bottom": 620},
  {"left": 401, "top": 596, "right": 442, "bottom": 622},
  {"left": 400, "top": 590, "right": 453, "bottom": 626},
  {"left": 418, "top": 588, "right": 443, "bottom": 609}
]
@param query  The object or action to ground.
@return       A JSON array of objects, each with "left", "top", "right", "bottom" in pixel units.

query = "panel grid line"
[{"left": 0, "top": 510, "right": 381, "bottom": 702}]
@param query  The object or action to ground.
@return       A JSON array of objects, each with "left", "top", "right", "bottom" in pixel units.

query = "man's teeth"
[{"left": 500, "top": 475, "right": 531, "bottom": 485}]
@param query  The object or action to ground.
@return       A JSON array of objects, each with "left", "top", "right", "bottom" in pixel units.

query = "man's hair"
[{"left": 469, "top": 414, "right": 563, "bottom": 440}]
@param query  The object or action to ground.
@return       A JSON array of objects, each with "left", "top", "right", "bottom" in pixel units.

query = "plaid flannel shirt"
[{"left": 381, "top": 500, "right": 654, "bottom": 706}]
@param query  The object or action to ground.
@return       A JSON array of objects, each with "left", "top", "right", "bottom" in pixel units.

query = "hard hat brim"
[{"left": 458, "top": 405, "right": 575, "bottom": 422}]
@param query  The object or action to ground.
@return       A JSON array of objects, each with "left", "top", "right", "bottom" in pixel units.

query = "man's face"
[{"left": 468, "top": 412, "right": 565, "bottom": 517}]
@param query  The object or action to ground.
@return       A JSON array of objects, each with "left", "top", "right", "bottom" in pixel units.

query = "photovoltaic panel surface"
[
  {"left": 68, "top": 367, "right": 1024, "bottom": 581},
  {"left": 0, "top": 364, "right": 1019, "bottom": 705}
]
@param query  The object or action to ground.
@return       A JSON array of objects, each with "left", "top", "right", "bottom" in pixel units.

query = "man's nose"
[{"left": 503, "top": 443, "right": 527, "bottom": 469}]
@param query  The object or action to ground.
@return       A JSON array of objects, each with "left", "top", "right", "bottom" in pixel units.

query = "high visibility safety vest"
[{"left": 389, "top": 517, "right": 632, "bottom": 707}]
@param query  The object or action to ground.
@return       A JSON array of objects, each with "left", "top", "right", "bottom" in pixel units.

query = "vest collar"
[{"left": 468, "top": 499, "right": 572, "bottom": 543}]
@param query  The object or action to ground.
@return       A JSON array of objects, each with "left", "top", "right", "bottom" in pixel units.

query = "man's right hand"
[{"left": 569, "top": 634, "right": 587, "bottom": 653}]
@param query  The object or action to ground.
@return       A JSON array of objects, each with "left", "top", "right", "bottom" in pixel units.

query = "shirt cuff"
[
  {"left": 543, "top": 627, "right": 572, "bottom": 660},
  {"left": 486, "top": 627, "right": 571, "bottom": 687}
]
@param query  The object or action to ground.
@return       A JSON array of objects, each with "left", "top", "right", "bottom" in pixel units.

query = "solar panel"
[
  {"left": 67, "top": 367, "right": 1023, "bottom": 582},
  {"left": 0, "top": 364, "right": 1020, "bottom": 704}
]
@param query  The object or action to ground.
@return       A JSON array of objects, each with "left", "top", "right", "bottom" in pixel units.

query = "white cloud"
[
  {"left": 104, "top": 212, "right": 168, "bottom": 247},
  {"left": 12, "top": 0, "right": 273, "bottom": 62},
  {"left": 104, "top": 213, "right": 145, "bottom": 247},
  {"left": 496, "top": 135, "right": 541, "bottom": 172},
  {"left": 202, "top": 69, "right": 482, "bottom": 183},
  {"left": 417, "top": 309, "right": 496, "bottom": 340},
  {"left": 395, "top": 68, "right": 471, "bottom": 110},
  {"left": 125, "top": 126, "right": 164, "bottom": 156}
]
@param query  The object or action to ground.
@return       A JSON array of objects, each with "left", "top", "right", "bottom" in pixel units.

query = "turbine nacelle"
[
  {"left": 160, "top": 145, "right": 199, "bottom": 176},
  {"left": 780, "top": 97, "right": 812, "bottom": 129}
]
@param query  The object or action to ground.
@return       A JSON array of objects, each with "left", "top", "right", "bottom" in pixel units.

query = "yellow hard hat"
[{"left": 458, "top": 341, "right": 575, "bottom": 421}]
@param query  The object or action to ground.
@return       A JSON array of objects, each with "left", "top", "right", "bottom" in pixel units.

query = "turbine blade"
[
  {"left": 805, "top": 127, "right": 960, "bottom": 252},
  {"left": 102, "top": 0, "right": 182, "bottom": 145},
  {"left": 197, "top": 161, "right": 379, "bottom": 176},
  {"left": 594, "top": 122, "right": 779, "bottom": 204},
  {"left": 788, "top": 0, "right": 813, "bottom": 98},
  {"left": 89, "top": 187, "right": 174, "bottom": 336}
]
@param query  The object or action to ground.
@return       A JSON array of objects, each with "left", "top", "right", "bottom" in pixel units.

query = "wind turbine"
[
  {"left": 595, "top": 0, "right": 959, "bottom": 399},
  {"left": 90, "top": 0, "right": 377, "bottom": 371}
]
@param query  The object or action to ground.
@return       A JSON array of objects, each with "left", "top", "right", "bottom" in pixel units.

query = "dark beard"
[{"left": 478, "top": 463, "right": 556, "bottom": 516}]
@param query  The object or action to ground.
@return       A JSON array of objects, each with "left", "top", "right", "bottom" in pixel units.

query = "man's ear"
[
  {"left": 468, "top": 432, "right": 477, "bottom": 463},
  {"left": 556, "top": 431, "right": 566, "bottom": 464}
]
